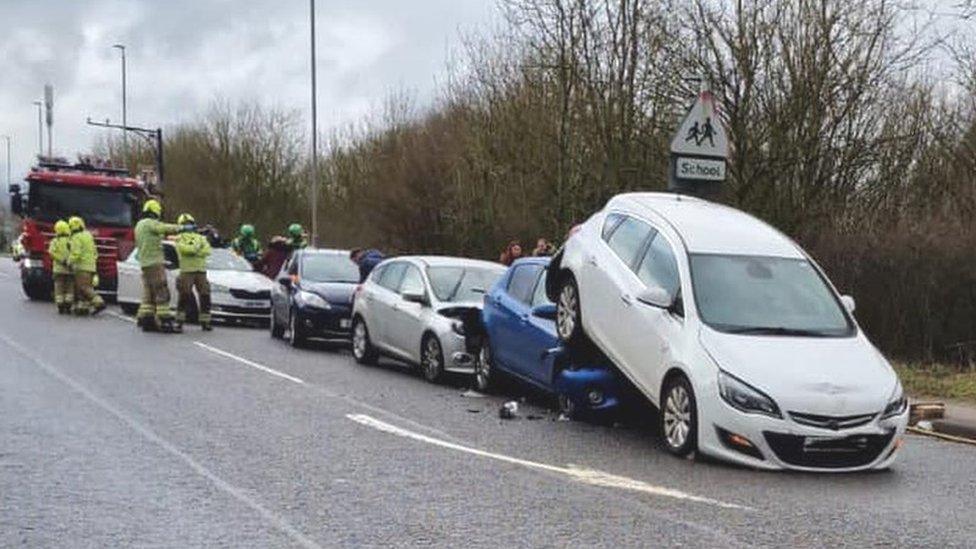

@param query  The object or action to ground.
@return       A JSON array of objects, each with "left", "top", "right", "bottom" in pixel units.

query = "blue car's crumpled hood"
[{"left": 300, "top": 281, "right": 357, "bottom": 305}]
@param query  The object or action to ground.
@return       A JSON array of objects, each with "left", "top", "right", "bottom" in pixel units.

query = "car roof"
[
  {"left": 608, "top": 192, "right": 803, "bottom": 258},
  {"left": 510, "top": 256, "right": 550, "bottom": 268},
  {"left": 395, "top": 255, "right": 506, "bottom": 270},
  {"left": 296, "top": 248, "right": 350, "bottom": 257}
]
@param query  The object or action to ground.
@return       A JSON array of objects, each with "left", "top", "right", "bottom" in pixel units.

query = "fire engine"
[{"left": 8, "top": 158, "right": 150, "bottom": 300}]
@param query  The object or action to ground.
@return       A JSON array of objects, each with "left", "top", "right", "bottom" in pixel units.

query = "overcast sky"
[{"left": 0, "top": 0, "right": 496, "bottom": 187}]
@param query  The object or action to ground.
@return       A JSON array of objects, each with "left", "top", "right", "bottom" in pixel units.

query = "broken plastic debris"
[
  {"left": 556, "top": 413, "right": 571, "bottom": 422},
  {"left": 461, "top": 389, "right": 487, "bottom": 398},
  {"left": 499, "top": 401, "right": 519, "bottom": 419},
  {"left": 916, "top": 420, "right": 934, "bottom": 431},
  {"left": 467, "top": 408, "right": 481, "bottom": 413}
]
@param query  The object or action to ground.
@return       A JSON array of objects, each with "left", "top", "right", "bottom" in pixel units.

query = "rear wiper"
[{"left": 724, "top": 326, "right": 829, "bottom": 337}]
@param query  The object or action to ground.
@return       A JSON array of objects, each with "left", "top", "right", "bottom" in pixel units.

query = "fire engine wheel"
[{"left": 22, "top": 279, "right": 50, "bottom": 301}]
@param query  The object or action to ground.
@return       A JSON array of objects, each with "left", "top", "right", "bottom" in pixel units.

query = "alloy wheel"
[
  {"left": 422, "top": 337, "right": 443, "bottom": 382},
  {"left": 475, "top": 344, "right": 492, "bottom": 391},
  {"left": 663, "top": 384, "right": 692, "bottom": 450},
  {"left": 352, "top": 321, "right": 367, "bottom": 360},
  {"left": 556, "top": 283, "right": 578, "bottom": 340}
]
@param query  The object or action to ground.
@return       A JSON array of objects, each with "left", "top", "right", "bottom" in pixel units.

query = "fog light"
[
  {"left": 716, "top": 427, "right": 764, "bottom": 460},
  {"left": 587, "top": 389, "right": 604, "bottom": 405}
]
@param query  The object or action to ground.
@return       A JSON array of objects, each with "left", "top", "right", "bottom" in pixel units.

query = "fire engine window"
[{"left": 29, "top": 184, "right": 136, "bottom": 227}]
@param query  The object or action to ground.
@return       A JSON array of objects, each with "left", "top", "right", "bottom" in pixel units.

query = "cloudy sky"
[{"left": 0, "top": 0, "right": 497, "bottom": 186}]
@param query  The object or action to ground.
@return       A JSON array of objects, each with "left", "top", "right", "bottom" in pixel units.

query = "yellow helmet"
[
  {"left": 177, "top": 213, "right": 195, "bottom": 225},
  {"left": 54, "top": 220, "right": 71, "bottom": 236},
  {"left": 68, "top": 216, "right": 85, "bottom": 232},
  {"left": 143, "top": 199, "right": 162, "bottom": 217}
]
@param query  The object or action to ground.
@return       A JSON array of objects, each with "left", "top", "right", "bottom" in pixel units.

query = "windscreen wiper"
[{"left": 724, "top": 326, "right": 830, "bottom": 337}]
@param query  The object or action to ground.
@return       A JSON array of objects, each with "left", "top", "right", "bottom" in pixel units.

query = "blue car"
[
  {"left": 270, "top": 249, "right": 360, "bottom": 347},
  {"left": 478, "top": 257, "right": 621, "bottom": 417}
]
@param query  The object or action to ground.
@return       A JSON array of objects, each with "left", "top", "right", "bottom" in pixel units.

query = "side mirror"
[
  {"left": 531, "top": 303, "right": 557, "bottom": 320},
  {"left": 840, "top": 295, "right": 856, "bottom": 313},
  {"left": 8, "top": 184, "right": 23, "bottom": 216},
  {"left": 278, "top": 276, "right": 292, "bottom": 288},
  {"left": 402, "top": 290, "right": 428, "bottom": 306},
  {"left": 636, "top": 286, "right": 673, "bottom": 309}
]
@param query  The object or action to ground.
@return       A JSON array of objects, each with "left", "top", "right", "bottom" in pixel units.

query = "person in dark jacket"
[{"left": 350, "top": 248, "right": 386, "bottom": 283}]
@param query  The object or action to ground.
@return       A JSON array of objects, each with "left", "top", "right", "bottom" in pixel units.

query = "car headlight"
[
  {"left": 450, "top": 319, "right": 466, "bottom": 336},
  {"left": 881, "top": 381, "right": 907, "bottom": 419},
  {"left": 297, "top": 290, "right": 330, "bottom": 309},
  {"left": 717, "top": 371, "right": 782, "bottom": 418}
]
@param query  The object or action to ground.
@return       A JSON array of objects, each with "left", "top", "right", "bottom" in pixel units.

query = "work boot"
[
  {"left": 201, "top": 321, "right": 213, "bottom": 332},
  {"left": 92, "top": 302, "right": 107, "bottom": 315},
  {"left": 159, "top": 317, "right": 181, "bottom": 334},
  {"left": 138, "top": 316, "right": 159, "bottom": 332}
]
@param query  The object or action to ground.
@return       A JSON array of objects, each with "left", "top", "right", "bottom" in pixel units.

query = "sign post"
[
  {"left": 44, "top": 84, "right": 54, "bottom": 158},
  {"left": 668, "top": 90, "right": 728, "bottom": 198}
]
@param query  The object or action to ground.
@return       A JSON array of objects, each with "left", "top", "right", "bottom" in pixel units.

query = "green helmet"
[
  {"left": 240, "top": 224, "right": 255, "bottom": 237},
  {"left": 54, "top": 220, "right": 71, "bottom": 236},
  {"left": 68, "top": 216, "right": 85, "bottom": 232},
  {"left": 143, "top": 199, "right": 162, "bottom": 217},
  {"left": 177, "top": 213, "right": 195, "bottom": 225},
  {"left": 288, "top": 223, "right": 303, "bottom": 237}
]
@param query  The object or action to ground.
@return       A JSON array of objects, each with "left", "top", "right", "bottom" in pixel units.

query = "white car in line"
[
  {"left": 351, "top": 256, "right": 506, "bottom": 383},
  {"left": 547, "top": 192, "right": 909, "bottom": 471},
  {"left": 117, "top": 242, "right": 273, "bottom": 324}
]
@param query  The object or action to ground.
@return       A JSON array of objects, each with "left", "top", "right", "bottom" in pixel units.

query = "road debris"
[
  {"left": 461, "top": 389, "right": 487, "bottom": 398},
  {"left": 499, "top": 401, "right": 519, "bottom": 419}
]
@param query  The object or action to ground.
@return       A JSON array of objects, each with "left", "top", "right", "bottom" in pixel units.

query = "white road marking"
[
  {"left": 106, "top": 310, "right": 136, "bottom": 323},
  {"left": 194, "top": 341, "right": 306, "bottom": 385},
  {"left": 0, "top": 333, "right": 323, "bottom": 549},
  {"left": 347, "top": 413, "right": 750, "bottom": 511}
]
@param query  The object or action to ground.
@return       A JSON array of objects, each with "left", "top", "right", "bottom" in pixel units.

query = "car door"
[
  {"left": 368, "top": 261, "right": 407, "bottom": 352},
  {"left": 116, "top": 248, "right": 141, "bottom": 305},
  {"left": 581, "top": 214, "right": 654, "bottom": 366},
  {"left": 622, "top": 230, "right": 684, "bottom": 401},
  {"left": 524, "top": 267, "right": 559, "bottom": 385},
  {"left": 162, "top": 243, "right": 180, "bottom": 308},
  {"left": 492, "top": 263, "right": 542, "bottom": 374},
  {"left": 387, "top": 264, "right": 429, "bottom": 361},
  {"left": 271, "top": 255, "right": 295, "bottom": 324}
]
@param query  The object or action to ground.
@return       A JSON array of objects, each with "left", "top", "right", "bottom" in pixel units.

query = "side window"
[
  {"left": 507, "top": 264, "right": 542, "bottom": 304},
  {"left": 399, "top": 265, "right": 425, "bottom": 296},
  {"left": 606, "top": 217, "right": 653, "bottom": 269},
  {"left": 530, "top": 269, "right": 552, "bottom": 307},
  {"left": 378, "top": 262, "right": 407, "bottom": 291},
  {"left": 287, "top": 256, "right": 299, "bottom": 276},
  {"left": 369, "top": 264, "right": 387, "bottom": 283},
  {"left": 636, "top": 233, "right": 681, "bottom": 297},
  {"left": 602, "top": 213, "right": 624, "bottom": 241}
]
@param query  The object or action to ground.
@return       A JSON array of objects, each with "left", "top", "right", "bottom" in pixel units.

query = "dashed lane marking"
[
  {"left": 0, "top": 333, "right": 324, "bottom": 549},
  {"left": 347, "top": 413, "right": 751, "bottom": 511},
  {"left": 194, "top": 341, "right": 306, "bottom": 385}
]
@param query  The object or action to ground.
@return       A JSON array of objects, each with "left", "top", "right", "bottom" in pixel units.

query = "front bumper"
[
  {"left": 295, "top": 304, "right": 353, "bottom": 339},
  {"left": 698, "top": 386, "right": 909, "bottom": 472},
  {"left": 210, "top": 294, "right": 271, "bottom": 322},
  {"left": 553, "top": 367, "right": 622, "bottom": 413},
  {"left": 442, "top": 330, "right": 476, "bottom": 374}
]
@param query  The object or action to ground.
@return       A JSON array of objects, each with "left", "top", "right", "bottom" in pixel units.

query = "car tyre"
[
  {"left": 352, "top": 317, "right": 378, "bottom": 365},
  {"left": 421, "top": 334, "right": 445, "bottom": 383},
  {"left": 556, "top": 274, "right": 587, "bottom": 350},
  {"left": 270, "top": 309, "right": 285, "bottom": 339},
  {"left": 474, "top": 338, "right": 498, "bottom": 393},
  {"left": 288, "top": 309, "right": 306, "bottom": 348},
  {"left": 660, "top": 374, "right": 698, "bottom": 458},
  {"left": 557, "top": 393, "right": 578, "bottom": 420}
]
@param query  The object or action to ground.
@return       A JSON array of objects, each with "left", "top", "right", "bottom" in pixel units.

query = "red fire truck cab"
[{"left": 8, "top": 159, "right": 150, "bottom": 300}]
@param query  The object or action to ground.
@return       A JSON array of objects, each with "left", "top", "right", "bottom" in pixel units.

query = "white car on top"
[
  {"left": 547, "top": 192, "right": 909, "bottom": 471},
  {"left": 117, "top": 242, "right": 273, "bottom": 324}
]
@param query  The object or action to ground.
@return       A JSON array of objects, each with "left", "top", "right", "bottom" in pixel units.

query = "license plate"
[
  {"left": 340, "top": 318, "right": 351, "bottom": 329},
  {"left": 245, "top": 301, "right": 265, "bottom": 308}
]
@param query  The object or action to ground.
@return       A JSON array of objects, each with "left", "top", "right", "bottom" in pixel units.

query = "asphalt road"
[{"left": 1, "top": 260, "right": 974, "bottom": 548}]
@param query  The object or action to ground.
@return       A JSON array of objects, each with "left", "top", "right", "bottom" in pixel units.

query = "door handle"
[
  {"left": 587, "top": 255, "right": 598, "bottom": 266},
  {"left": 519, "top": 313, "right": 529, "bottom": 324},
  {"left": 620, "top": 293, "right": 633, "bottom": 306}
]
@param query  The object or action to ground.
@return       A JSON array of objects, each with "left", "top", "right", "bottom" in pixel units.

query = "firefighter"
[
  {"left": 286, "top": 223, "right": 308, "bottom": 250},
  {"left": 134, "top": 199, "right": 184, "bottom": 332},
  {"left": 174, "top": 213, "right": 213, "bottom": 331},
  {"left": 231, "top": 223, "right": 262, "bottom": 265},
  {"left": 47, "top": 219, "right": 74, "bottom": 314},
  {"left": 67, "top": 216, "right": 106, "bottom": 316}
]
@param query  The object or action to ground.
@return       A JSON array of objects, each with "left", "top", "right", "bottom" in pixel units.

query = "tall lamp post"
[
  {"left": 32, "top": 101, "right": 43, "bottom": 157},
  {"left": 113, "top": 44, "right": 128, "bottom": 168},
  {"left": 309, "top": 0, "right": 318, "bottom": 246}
]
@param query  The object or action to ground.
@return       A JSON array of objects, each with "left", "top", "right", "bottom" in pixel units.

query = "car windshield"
[
  {"left": 28, "top": 183, "right": 136, "bottom": 227},
  {"left": 690, "top": 254, "right": 853, "bottom": 337},
  {"left": 207, "top": 249, "right": 253, "bottom": 271},
  {"left": 301, "top": 254, "right": 360, "bottom": 283},
  {"left": 427, "top": 265, "right": 504, "bottom": 303}
]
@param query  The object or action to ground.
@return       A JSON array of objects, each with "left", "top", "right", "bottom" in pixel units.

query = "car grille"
[
  {"left": 230, "top": 289, "right": 271, "bottom": 300},
  {"left": 213, "top": 304, "right": 271, "bottom": 315},
  {"left": 763, "top": 430, "right": 894, "bottom": 469},
  {"left": 788, "top": 411, "right": 877, "bottom": 431}
]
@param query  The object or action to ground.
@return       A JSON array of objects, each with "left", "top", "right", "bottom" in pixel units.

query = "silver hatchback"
[{"left": 351, "top": 256, "right": 506, "bottom": 382}]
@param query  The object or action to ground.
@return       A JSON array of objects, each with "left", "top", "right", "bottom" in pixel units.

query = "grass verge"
[{"left": 895, "top": 363, "right": 976, "bottom": 404}]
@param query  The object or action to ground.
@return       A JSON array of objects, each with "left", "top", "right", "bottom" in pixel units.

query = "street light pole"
[
  {"left": 32, "top": 101, "right": 43, "bottom": 158},
  {"left": 113, "top": 44, "right": 128, "bottom": 168},
  {"left": 309, "top": 0, "right": 318, "bottom": 246}
]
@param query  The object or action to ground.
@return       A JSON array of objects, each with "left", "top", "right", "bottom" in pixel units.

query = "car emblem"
[{"left": 827, "top": 419, "right": 840, "bottom": 430}]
